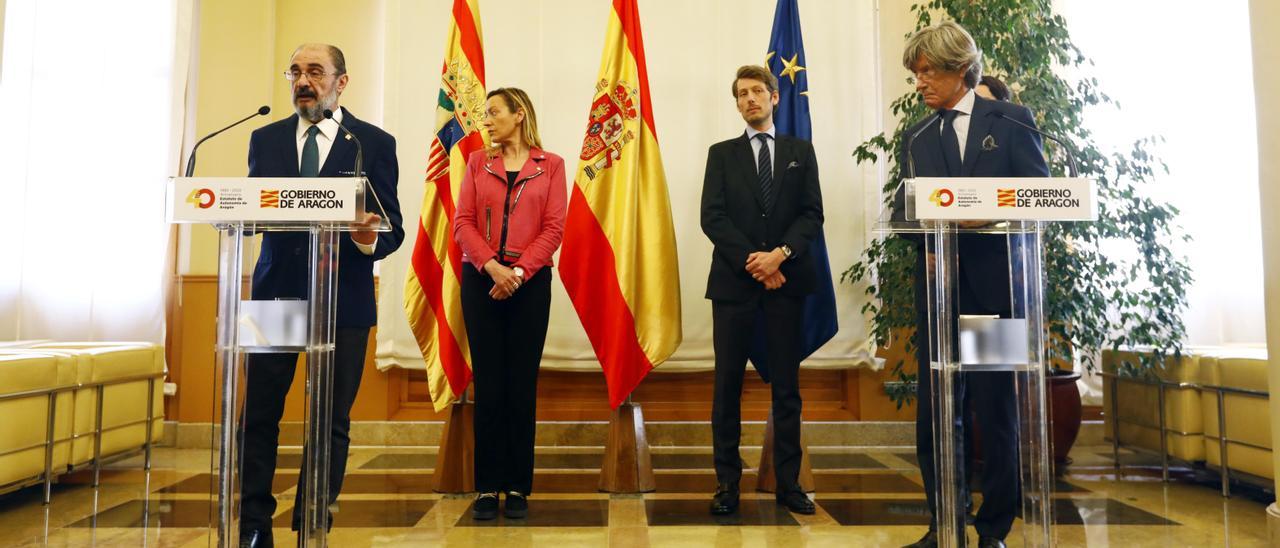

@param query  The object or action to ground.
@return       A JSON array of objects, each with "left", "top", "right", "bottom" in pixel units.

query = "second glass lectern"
[
  {"left": 167, "top": 176, "right": 391, "bottom": 548},
  {"left": 878, "top": 177, "right": 1096, "bottom": 547}
]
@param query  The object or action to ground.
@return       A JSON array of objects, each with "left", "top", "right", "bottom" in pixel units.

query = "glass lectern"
[
  {"left": 167, "top": 176, "right": 390, "bottom": 548},
  {"left": 878, "top": 177, "right": 1096, "bottom": 547}
]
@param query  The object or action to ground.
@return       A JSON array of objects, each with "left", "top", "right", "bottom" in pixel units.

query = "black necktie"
[
  {"left": 755, "top": 133, "right": 774, "bottom": 211},
  {"left": 940, "top": 109, "right": 961, "bottom": 177}
]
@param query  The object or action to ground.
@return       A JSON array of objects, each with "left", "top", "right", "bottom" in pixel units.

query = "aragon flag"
[
  {"left": 403, "top": 0, "right": 488, "bottom": 412},
  {"left": 560, "top": 0, "right": 682, "bottom": 409}
]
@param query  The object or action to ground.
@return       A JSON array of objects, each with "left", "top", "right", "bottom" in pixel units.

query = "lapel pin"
[{"left": 345, "top": 133, "right": 352, "bottom": 141}]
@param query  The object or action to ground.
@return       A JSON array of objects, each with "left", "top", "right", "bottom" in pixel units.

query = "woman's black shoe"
[
  {"left": 472, "top": 492, "right": 499, "bottom": 520},
  {"left": 504, "top": 491, "right": 529, "bottom": 519}
]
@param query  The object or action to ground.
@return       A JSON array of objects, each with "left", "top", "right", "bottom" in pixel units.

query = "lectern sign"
[
  {"left": 911, "top": 177, "right": 1097, "bottom": 221},
  {"left": 167, "top": 177, "right": 363, "bottom": 223}
]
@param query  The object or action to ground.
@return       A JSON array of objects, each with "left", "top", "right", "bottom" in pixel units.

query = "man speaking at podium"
[
  {"left": 238, "top": 43, "right": 404, "bottom": 547},
  {"left": 895, "top": 22, "right": 1048, "bottom": 548}
]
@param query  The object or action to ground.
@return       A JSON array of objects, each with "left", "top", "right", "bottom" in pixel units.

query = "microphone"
[
  {"left": 323, "top": 109, "right": 363, "bottom": 182},
  {"left": 890, "top": 111, "right": 944, "bottom": 222},
  {"left": 991, "top": 110, "right": 1079, "bottom": 177},
  {"left": 904, "top": 111, "right": 944, "bottom": 181},
  {"left": 184, "top": 106, "right": 270, "bottom": 177}
]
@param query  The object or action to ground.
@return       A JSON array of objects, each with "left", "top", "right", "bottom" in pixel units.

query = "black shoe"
[
  {"left": 238, "top": 529, "right": 273, "bottom": 548},
  {"left": 709, "top": 482, "right": 740, "bottom": 515},
  {"left": 504, "top": 491, "right": 529, "bottom": 519},
  {"left": 977, "top": 537, "right": 1005, "bottom": 548},
  {"left": 774, "top": 490, "right": 815, "bottom": 515},
  {"left": 472, "top": 492, "right": 499, "bottom": 520},
  {"left": 902, "top": 529, "right": 936, "bottom": 548}
]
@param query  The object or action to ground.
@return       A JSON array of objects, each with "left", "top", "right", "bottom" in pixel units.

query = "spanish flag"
[
  {"left": 561, "top": 0, "right": 681, "bottom": 409},
  {"left": 404, "top": 0, "right": 488, "bottom": 411}
]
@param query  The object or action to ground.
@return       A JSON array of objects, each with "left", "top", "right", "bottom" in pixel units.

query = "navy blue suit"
[
  {"left": 247, "top": 108, "right": 405, "bottom": 326},
  {"left": 239, "top": 108, "right": 403, "bottom": 535},
  {"left": 895, "top": 95, "right": 1049, "bottom": 540}
]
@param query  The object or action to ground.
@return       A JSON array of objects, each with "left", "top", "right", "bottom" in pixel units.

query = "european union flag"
[{"left": 749, "top": 0, "right": 838, "bottom": 381}]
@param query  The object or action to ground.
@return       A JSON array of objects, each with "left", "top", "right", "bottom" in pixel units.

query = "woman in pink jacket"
[{"left": 453, "top": 87, "right": 567, "bottom": 521}]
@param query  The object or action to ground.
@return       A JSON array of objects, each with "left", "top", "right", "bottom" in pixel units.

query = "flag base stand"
[
  {"left": 433, "top": 394, "right": 475, "bottom": 494},
  {"left": 598, "top": 398, "right": 655, "bottom": 493},
  {"left": 755, "top": 409, "right": 815, "bottom": 493}
]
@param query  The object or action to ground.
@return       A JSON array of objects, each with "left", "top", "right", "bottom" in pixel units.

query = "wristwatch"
[
  {"left": 513, "top": 266, "right": 526, "bottom": 280},
  {"left": 780, "top": 244, "right": 793, "bottom": 260}
]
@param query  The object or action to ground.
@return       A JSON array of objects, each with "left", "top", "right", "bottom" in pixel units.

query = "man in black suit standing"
[
  {"left": 700, "top": 65, "right": 825, "bottom": 517},
  {"left": 895, "top": 22, "right": 1049, "bottom": 548},
  {"left": 238, "top": 43, "right": 404, "bottom": 548}
]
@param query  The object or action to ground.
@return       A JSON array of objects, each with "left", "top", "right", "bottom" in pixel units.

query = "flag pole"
[
  {"left": 599, "top": 388, "right": 655, "bottom": 493},
  {"left": 433, "top": 382, "right": 476, "bottom": 493}
]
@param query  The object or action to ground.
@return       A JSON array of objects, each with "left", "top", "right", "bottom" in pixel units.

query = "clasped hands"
[
  {"left": 483, "top": 259, "right": 522, "bottom": 300},
  {"left": 746, "top": 248, "right": 787, "bottom": 290}
]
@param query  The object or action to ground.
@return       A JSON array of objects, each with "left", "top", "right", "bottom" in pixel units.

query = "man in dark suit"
[
  {"left": 894, "top": 22, "right": 1049, "bottom": 548},
  {"left": 238, "top": 43, "right": 403, "bottom": 548},
  {"left": 700, "top": 65, "right": 825, "bottom": 517}
]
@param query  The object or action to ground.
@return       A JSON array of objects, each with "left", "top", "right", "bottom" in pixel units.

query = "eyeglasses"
[
  {"left": 911, "top": 67, "right": 939, "bottom": 82},
  {"left": 284, "top": 68, "right": 330, "bottom": 82}
]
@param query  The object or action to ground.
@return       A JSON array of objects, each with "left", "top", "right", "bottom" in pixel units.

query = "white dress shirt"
[
  {"left": 941, "top": 88, "right": 977, "bottom": 162},
  {"left": 296, "top": 108, "right": 376, "bottom": 255},
  {"left": 745, "top": 124, "right": 776, "bottom": 174}
]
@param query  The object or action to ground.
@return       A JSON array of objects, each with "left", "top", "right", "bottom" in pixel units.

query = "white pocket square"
[
  {"left": 786, "top": 160, "right": 801, "bottom": 169},
  {"left": 981, "top": 135, "right": 999, "bottom": 152}
]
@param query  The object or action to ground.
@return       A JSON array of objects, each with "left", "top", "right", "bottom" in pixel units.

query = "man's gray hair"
[{"left": 902, "top": 21, "right": 983, "bottom": 88}]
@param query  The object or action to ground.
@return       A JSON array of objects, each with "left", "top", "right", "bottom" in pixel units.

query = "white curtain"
[
  {"left": 1059, "top": 0, "right": 1262, "bottom": 401},
  {"left": 374, "top": 0, "right": 883, "bottom": 372},
  {"left": 0, "top": 0, "right": 194, "bottom": 343}
]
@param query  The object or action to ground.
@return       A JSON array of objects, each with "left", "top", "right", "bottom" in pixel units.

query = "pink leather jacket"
[{"left": 453, "top": 147, "right": 567, "bottom": 278}]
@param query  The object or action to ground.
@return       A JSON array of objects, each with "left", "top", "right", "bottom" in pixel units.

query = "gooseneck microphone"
[
  {"left": 184, "top": 106, "right": 270, "bottom": 177},
  {"left": 888, "top": 111, "right": 946, "bottom": 221},
  {"left": 991, "top": 110, "right": 1079, "bottom": 177},
  {"left": 905, "top": 110, "right": 945, "bottom": 181},
  {"left": 323, "top": 109, "right": 363, "bottom": 181}
]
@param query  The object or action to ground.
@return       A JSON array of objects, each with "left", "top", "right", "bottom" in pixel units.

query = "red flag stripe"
[
  {"left": 611, "top": 0, "right": 657, "bottom": 138},
  {"left": 559, "top": 188, "right": 655, "bottom": 407},
  {"left": 452, "top": 1, "right": 485, "bottom": 84},
  {"left": 409, "top": 221, "right": 471, "bottom": 394}
]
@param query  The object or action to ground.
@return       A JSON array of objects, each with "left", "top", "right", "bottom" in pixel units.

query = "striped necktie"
[{"left": 755, "top": 133, "right": 774, "bottom": 211}]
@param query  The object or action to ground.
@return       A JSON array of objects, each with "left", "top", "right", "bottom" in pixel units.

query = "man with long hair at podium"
[
  {"left": 237, "top": 43, "right": 404, "bottom": 548},
  {"left": 895, "top": 22, "right": 1049, "bottom": 548}
]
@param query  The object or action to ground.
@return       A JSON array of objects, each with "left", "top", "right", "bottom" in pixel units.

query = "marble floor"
[{"left": 0, "top": 442, "right": 1273, "bottom": 547}]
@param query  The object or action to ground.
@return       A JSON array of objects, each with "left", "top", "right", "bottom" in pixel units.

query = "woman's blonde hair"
[{"left": 487, "top": 87, "right": 542, "bottom": 149}]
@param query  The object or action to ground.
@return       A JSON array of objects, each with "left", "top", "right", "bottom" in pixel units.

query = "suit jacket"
[
  {"left": 701, "top": 132, "right": 824, "bottom": 302},
  {"left": 247, "top": 107, "right": 405, "bottom": 328},
  {"left": 894, "top": 95, "right": 1050, "bottom": 314}
]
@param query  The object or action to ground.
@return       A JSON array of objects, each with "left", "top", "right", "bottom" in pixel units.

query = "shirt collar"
[
  {"left": 745, "top": 124, "right": 776, "bottom": 141},
  {"left": 296, "top": 107, "right": 343, "bottom": 142},
  {"left": 951, "top": 88, "right": 976, "bottom": 116}
]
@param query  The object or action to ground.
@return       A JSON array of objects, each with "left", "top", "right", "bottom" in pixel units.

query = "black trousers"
[
  {"left": 711, "top": 293, "right": 804, "bottom": 493},
  {"left": 239, "top": 326, "right": 369, "bottom": 533},
  {"left": 913, "top": 252, "right": 1020, "bottom": 540},
  {"left": 461, "top": 265, "right": 552, "bottom": 495}
]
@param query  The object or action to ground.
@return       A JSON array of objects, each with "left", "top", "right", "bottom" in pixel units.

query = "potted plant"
[{"left": 844, "top": 0, "right": 1191, "bottom": 464}]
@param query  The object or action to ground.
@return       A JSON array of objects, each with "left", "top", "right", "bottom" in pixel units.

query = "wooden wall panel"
[{"left": 168, "top": 275, "right": 909, "bottom": 424}]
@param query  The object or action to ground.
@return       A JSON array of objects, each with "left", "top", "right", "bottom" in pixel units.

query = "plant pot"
[
  {"left": 970, "top": 369, "right": 1082, "bottom": 469},
  {"left": 1048, "top": 369, "right": 1083, "bottom": 467}
]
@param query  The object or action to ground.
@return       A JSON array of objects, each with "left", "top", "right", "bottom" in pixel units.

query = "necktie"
[
  {"left": 301, "top": 125, "right": 320, "bottom": 177},
  {"left": 755, "top": 133, "right": 774, "bottom": 211},
  {"left": 940, "top": 109, "right": 961, "bottom": 177}
]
